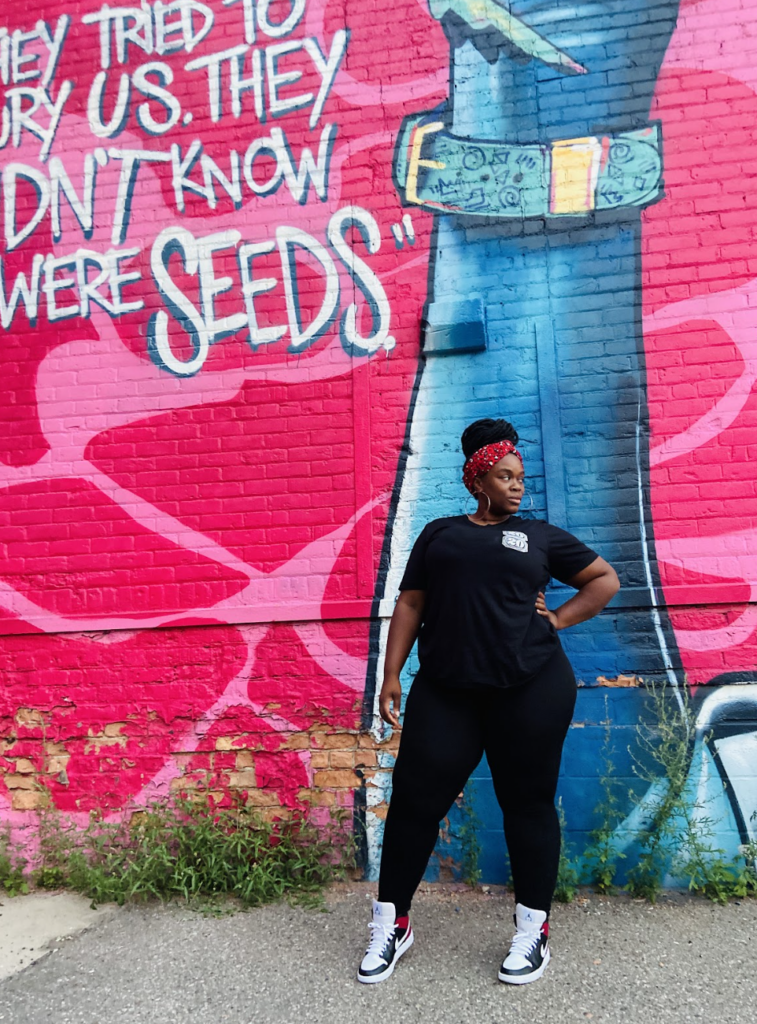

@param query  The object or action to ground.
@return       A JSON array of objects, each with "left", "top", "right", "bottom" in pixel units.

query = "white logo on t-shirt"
[{"left": 502, "top": 531, "right": 528, "bottom": 553}]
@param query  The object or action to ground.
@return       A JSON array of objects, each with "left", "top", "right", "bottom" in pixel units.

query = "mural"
[
  {"left": 0, "top": 0, "right": 436, "bottom": 834},
  {"left": 373, "top": 0, "right": 757, "bottom": 878},
  {"left": 387, "top": 0, "right": 681, "bottom": 686},
  {"left": 1, "top": 0, "right": 756, "bottom": 883}
]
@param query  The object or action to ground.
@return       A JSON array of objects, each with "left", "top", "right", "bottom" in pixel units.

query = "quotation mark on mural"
[{"left": 391, "top": 214, "right": 416, "bottom": 249}]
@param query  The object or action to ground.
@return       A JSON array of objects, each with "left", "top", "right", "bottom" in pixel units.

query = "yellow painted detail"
[
  {"left": 405, "top": 121, "right": 446, "bottom": 206},
  {"left": 550, "top": 137, "right": 602, "bottom": 215}
]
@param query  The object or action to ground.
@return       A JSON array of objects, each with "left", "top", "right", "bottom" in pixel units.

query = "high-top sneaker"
[
  {"left": 357, "top": 899, "right": 414, "bottom": 984},
  {"left": 498, "top": 903, "right": 550, "bottom": 985}
]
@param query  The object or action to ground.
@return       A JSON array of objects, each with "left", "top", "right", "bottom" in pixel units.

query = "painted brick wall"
[{"left": 1, "top": 0, "right": 756, "bottom": 883}]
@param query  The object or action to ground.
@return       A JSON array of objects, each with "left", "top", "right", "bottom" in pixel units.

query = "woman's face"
[{"left": 475, "top": 453, "right": 525, "bottom": 513}]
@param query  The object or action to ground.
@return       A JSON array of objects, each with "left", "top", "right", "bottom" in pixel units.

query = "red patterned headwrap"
[{"left": 462, "top": 440, "right": 523, "bottom": 494}]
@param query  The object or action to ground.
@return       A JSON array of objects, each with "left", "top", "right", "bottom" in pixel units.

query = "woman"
[{"left": 357, "top": 418, "right": 619, "bottom": 986}]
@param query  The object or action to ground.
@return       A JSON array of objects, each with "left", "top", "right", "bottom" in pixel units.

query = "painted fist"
[{"left": 431, "top": 0, "right": 680, "bottom": 140}]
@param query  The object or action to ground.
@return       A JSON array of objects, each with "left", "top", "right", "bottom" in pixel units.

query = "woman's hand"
[
  {"left": 535, "top": 591, "right": 560, "bottom": 629},
  {"left": 379, "top": 590, "right": 425, "bottom": 728},
  {"left": 537, "top": 558, "right": 620, "bottom": 632},
  {"left": 379, "top": 676, "right": 403, "bottom": 728}
]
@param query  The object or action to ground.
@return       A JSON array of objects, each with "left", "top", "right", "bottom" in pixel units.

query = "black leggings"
[{"left": 378, "top": 646, "right": 577, "bottom": 915}]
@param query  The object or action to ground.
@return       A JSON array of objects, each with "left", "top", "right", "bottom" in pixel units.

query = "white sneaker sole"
[
  {"left": 357, "top": 929, "right": 415, "bottom": 985},
  {"left": 498, "top": 948, "right": 551, "bottom": 985}
]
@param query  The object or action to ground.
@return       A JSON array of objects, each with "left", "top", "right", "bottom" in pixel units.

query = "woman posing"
[{"left": 357, "top": 417, "right": 619, "bottom": 986}]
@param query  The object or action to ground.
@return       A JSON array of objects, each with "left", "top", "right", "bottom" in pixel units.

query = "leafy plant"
[
  {"left": 583, "top": 700, "right": 626, "bottom": 894},
  {"left": 0, "top": 829, "right": 29, "bottom": 897},
  {"left": 28, "top": 795, "right": 354, "bottom": 909},
  {"left": 553, "top": 797, "right": 579, "bottom": 903},
  {"left": 457, "top": 781, "right": 482, "bottom": 888},
  {"left": 673, "top": 809, "right": 757, "bottom": 904},
  {"left": 625, "top": 682, "right": 693, "bottom": 901},
  {"left": 626, "top": 680, "right": 757, "bottom": 903}
]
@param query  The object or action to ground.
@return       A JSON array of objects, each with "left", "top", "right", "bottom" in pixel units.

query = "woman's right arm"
[{"left": 379, "top": 589, "right": 426, "bottom": 728}]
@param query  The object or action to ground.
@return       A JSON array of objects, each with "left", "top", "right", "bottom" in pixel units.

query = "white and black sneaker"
[
  {"left": 357, "top": 899, "right": 414, "bottom": 984},
  {"left": 498, "top": 903, "right": 551, "bottom": 985}
]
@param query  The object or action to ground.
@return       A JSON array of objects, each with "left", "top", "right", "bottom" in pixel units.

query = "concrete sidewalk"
[
  {"left": 0, "top": 884, "right": 755, "bottom": 1024},
  {"left": 0, "top": 891, "right": 114, "bottom": 982}
]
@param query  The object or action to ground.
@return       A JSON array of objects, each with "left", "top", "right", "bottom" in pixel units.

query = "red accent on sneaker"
[
  {"left": 395, "top": 915, "right": 409, "bottom": 930},
  {"left": 542, "top": 921, "right": 550, "bottom": 938}
]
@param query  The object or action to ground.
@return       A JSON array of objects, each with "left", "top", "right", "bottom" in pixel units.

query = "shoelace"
[
  {"left": 365, "top": 920, "right": 395, "bottom": 956},
  {"left": 507, "top": 927, "right": 542, "bottom": 958}
]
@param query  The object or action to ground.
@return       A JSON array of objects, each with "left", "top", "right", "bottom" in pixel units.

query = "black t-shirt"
[{"left": 399, "top": 515, "right": 598, "bottom": 689}]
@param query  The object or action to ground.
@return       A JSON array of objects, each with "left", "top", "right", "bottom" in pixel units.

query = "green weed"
[
  {"left": 25, "top": 795, "right": 354, "bottom": 909},
  {"left": 582, "top": 700, "right": 626, "bottom": 894},
  {"left": 0, "top": 828, "right": 29, "bottom": 897},
  {"left": 625, "top": 681, "right": 757, "bottom": 904},
  {"left": 553, "top": 797, "right": 580, "bottom": 903},
  {"left": 458, "top": 781, "right": 483, "bottom": 888}
]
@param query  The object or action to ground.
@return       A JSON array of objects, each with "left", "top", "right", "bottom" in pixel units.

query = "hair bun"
[{"left": 461, "top": 418, "right": 519, "bottom": 460}]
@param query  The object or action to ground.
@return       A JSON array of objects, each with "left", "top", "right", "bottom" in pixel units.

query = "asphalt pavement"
[{"left": 0, "top": 884, "right": 755, "bottom": 1024}]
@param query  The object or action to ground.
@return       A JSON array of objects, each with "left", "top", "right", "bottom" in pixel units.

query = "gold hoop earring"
[
  {"left": 473, "top": 492, "right": 491, "bottom": 519},
  {"left": 465, "top": 492, "right": 490, "bottom": 519}
]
